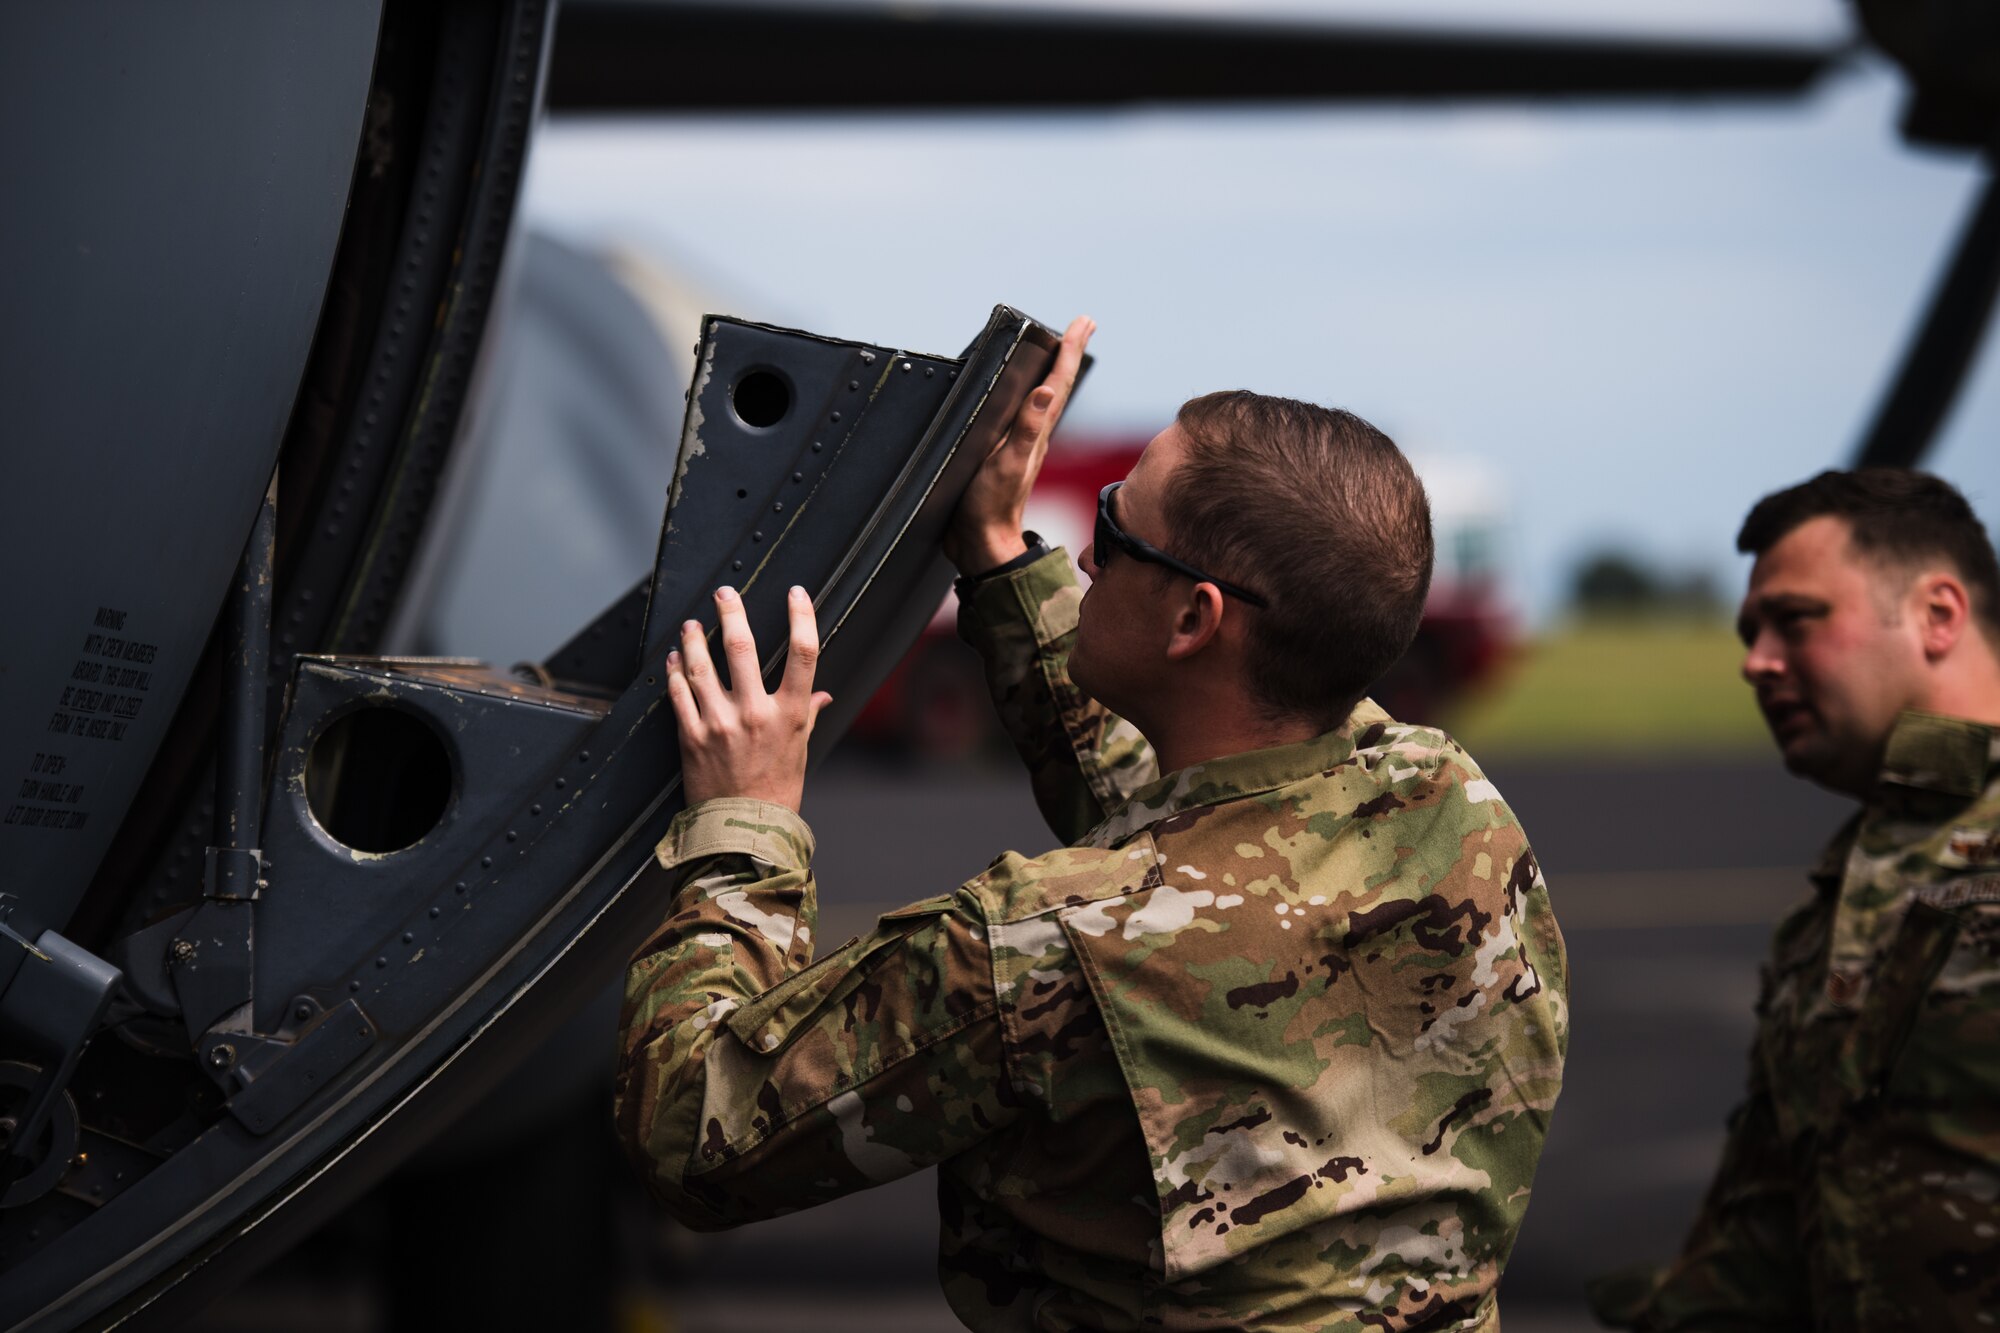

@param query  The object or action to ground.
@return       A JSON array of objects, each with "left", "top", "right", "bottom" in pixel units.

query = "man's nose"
[
  {"left": 1079, "top": 542, "right": 1100, "bottom": 578},
  {"left": 1741, "top": 629, "right": 1784, "bottom": 685}
]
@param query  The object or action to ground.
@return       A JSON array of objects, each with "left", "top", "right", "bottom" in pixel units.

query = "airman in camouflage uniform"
[
  {"left": 618, "top": 323, "right": 1569, "bottom": 1331},
  {"left": 1591, "top": 470, "right": 2000, "bottom": 1332}
]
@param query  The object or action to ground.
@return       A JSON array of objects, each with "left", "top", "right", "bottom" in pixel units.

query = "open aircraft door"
[{"left": 0, "top": 4, "right": 1070, "bottom": 1324}]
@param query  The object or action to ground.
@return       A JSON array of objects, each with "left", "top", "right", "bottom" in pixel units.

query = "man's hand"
[
  {"left": 667, "top": 584, "right": 832, "bottom": 813},
  {"left": 942, "top": 315, "right": 1096, "bottom": 577}
]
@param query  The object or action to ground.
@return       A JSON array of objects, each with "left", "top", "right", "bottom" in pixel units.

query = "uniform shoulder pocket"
[
  {"left": 724, "top": 894, "right": 965, "bottom": 1055},
  {"left": 724, "top": 941, "right": 862, "bottom": 1055},
  {"left": 876, "top": 894, "right": 958, "bottom": 924}
]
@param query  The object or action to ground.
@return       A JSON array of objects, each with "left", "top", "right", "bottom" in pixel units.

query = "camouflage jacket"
[
  {"left": 1591, "top": 711, "right": 2000, "bottom": 1332},
  {"left": 617, "top": 551, "right": 1569, "bottom": 1331}
]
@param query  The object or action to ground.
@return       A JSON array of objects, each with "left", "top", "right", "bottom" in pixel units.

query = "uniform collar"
[
  {"left": 1808, "top": 710, "right": 2000, "bottom": 896},
  {"left": 1875, "top": 709, "right": 1997, "bottom": 801},
  {"left": 1083, "top": 699, "right": 1396, "bottom": 848}
]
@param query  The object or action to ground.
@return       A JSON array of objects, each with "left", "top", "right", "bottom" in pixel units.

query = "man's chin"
[
  {"left": 1774, "top": 735, "right": 1867, "bottom": 796},
  {"left": 1066, "top": 654, "right": 1114, "bottom": 714},
  {"left": 1771, "top": 725, "right": 1827, "bottom": 773}
]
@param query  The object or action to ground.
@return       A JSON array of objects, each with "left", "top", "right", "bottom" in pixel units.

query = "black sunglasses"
[{"left": 1094, "top": 482, "right": 1268, "bottom": 608}]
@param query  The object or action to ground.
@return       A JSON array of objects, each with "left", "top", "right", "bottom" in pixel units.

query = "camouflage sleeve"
[
  {"left": 1588, "top": 989, "right": 1810, "bottom": 1330},
  {"left": 615, "top": 797, "right": 1015, "bottom": 1229},
  {"left": 955, "top": 547, "right": 1157, "bottom": 844}
]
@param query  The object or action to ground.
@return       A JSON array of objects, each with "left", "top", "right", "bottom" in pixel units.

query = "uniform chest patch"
[
  {"left": 1913, "top": 874, "right": 2000, "bottom": 910},
  {"left": 1945, "top": 828, "right": 2000, "bottom": 867}
]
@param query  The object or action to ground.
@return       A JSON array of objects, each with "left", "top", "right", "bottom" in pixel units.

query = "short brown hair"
[
  {"left": 1737, "top": 469, "right": 2000, "bottom": 633},
  {"left": 1165, "top": 391, "right": 1433, "bottom": 728}
]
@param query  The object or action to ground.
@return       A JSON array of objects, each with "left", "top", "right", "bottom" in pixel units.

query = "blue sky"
[{"left": 522, "top": 12, "right": 1997, "bottom": 624}]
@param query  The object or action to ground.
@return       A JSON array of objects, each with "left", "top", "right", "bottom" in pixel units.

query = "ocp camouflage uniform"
[
  {"left": 1590, "top": 711, "right": 2000, "bottom": 1332},
  {"left": 617, "top": 551, "right": 1570, "bottom": 1331}
]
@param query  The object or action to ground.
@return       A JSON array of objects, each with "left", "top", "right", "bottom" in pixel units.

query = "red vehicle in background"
[{"left": 854, "top": 435, "right": 1512, "bottom": 758}]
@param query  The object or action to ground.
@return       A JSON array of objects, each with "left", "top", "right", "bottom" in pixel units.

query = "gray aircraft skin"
[{"left": 0, "top": 1, "right": 1991, "bottom": 1328}]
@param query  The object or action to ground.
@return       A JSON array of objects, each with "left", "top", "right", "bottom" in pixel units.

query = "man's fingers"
[
  {"left": 991, "top": 382, "right": 1062, "bottom": 474},
  {"left": 1052, "top": 315, "right": 1093, "bottom": 390},
  {"left": 1037, "top": 315, "right": 1094, "bottom": 430},
  {"left": 1001, "top": 314, "right": 1095, "bottom": 459},
  {"left": 778, "top": 586, "right": 822, "bottom": 704},
  {"left": 713, "top": 586, "right": 766, "bottom": 699},
  {"left": 664, "top": 649, "right": 702, "bottom": 738},
  {"left": 679, "top": 616, "right": 728, "bottom": 715}
]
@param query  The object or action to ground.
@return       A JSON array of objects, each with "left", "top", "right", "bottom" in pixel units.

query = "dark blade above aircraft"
[
  {"left": 549, "top": 0, "right": 1841, "bottom": 114},
  {"left": 1853, "top": 167, "right": 2000, "bottom": 468},
  {"left": 1846, "top": 0, "right": 2000, "bottom": 467}
]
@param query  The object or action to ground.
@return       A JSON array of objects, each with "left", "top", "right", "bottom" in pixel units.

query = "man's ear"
[
  {"left": 1914, "top": 570, "right": 1973, "bottom": 661},
  {"left": 1164, "top": 583, "right": 1226, "bottom": 662}
]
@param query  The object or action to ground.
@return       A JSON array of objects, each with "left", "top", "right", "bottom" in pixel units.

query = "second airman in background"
[{"left": 1593, "top": 468, "right": 2000, "bottom": 1330}]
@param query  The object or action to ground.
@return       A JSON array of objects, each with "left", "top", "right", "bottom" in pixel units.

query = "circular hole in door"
[
  {"left": 305, "top": 705, "right": 453, "bottom": 854},
  {"left": 732, "top": 369, "right": 790, "bottom": 428}
]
